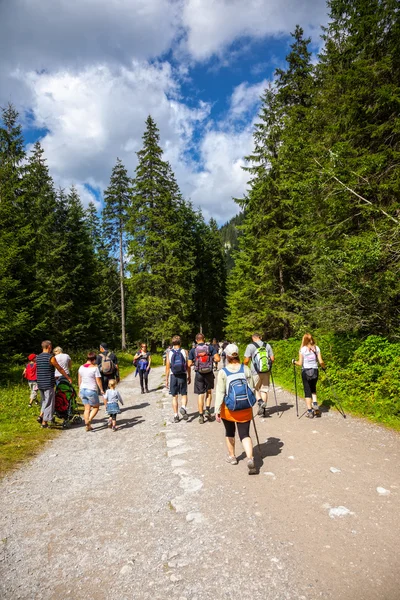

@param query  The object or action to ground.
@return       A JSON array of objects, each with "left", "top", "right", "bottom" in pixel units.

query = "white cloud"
[
  {"left": 229, "top": 80, "right": 268, "bottom": 121},
  {"left": 181, "top": 0, "right": 328, "bottom": 60}
]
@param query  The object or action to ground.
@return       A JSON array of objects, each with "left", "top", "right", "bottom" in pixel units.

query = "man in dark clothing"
[
  {"left": 188, "top": 333, "right": 220, "bottom": 424},
  {"left": 36, "top": 340, "right": 72, "bottom": 428},
  {"left": 97, "top": 343, "right": 119, "bottom": 394}
]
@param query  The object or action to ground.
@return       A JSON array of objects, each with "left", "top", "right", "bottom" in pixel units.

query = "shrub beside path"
[{"left": 0, "top": 367, "right": 399, "bottom": 599}]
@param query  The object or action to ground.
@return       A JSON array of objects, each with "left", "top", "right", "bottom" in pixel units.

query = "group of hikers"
[{"left": 23, "top": 331, "right": 326, "bottom": 469}]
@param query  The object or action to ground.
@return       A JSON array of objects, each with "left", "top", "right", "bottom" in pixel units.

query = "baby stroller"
[{"left": 55, "top": 377, "right": 82, "bottom": 428}]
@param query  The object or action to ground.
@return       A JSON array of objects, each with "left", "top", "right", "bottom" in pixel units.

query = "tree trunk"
[
  {"left": 279, "top": 264, "right": 290, "bottom": 340},
  {"left": 119, "top": 226, "right": 126, "bottom": 351}
]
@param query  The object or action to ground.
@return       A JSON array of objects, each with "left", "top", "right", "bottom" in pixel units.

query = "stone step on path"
[{"left": 0, "top": 365, "right": 399, "bottom": 600}]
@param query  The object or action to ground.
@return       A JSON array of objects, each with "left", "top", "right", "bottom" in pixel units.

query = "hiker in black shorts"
[
  {"left": 188, "top": 333, "right": 220, "bottom": 424},
  {"left": 97, "top": 343, "right": 119, "bottom": 394}
]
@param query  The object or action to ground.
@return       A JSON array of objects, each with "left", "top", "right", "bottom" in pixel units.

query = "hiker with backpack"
[
  {"left": 244, "top": 333, "right": 274, "bottom": 417},
  {"left": 165, "top": 335, "right": 190, "bottom": 422},
  {"left": 97, "top": 343, "right": 119, "bottom": 395},
  {"left": 22, "top": 354, "right": 39, "bottom": 407},
  {"left": 188, "top": 333, "right": 220, "bottom": 424},
  {"left": 292, "top": 333, "right": 326, "bottom": 418},
  {"left": 215, "top": 344, "right": 257, "bottom": 474},
  {"left": 133, "top": 343, "right": 152, "bottom": 394}
]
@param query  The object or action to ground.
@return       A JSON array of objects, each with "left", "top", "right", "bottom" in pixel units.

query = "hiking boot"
[
  {"left": 257, "top": 402, "right": 266, "bottom": 416},
  {"left": 179, "top": 407, "right": 188, "bottom": 420},
  {"left": 247, "top": 458, "right": 257, "bottom": 475},
  {"left": 145, "top": 386, "right": 149, "bottom": 393},
  {"left": 312, "top": 403, "right": 321, "bottom": 417},
  {"left": 141, "top": 388, "right": 145, "bottom": 394},
  {"left": 198, "top": 414, "right": 204, "bottom": 424},
  {"left": 173, "top": 415, "right": 180, "bottom": 423},
  {"left": 306, "top": 409, "right": 314, "bottom": 419},
  {"left": 205, "top": 408, "right": 214, "bottom": 422},
  {"left": 226, "top": 455, "right": 238, "bottom": 465}
]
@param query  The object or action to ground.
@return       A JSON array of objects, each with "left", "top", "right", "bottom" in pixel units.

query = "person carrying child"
[
  {"left": 22, "top": 354, "right": 39, "bottom": 407},
  {"left": 104, "top": 379, "right": 124, "bottom": 431}
]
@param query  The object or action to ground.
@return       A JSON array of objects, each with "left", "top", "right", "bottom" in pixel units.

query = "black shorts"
[
  {"left": 222, "top": 419, "right": 251, "bottom": 441},
  {"left": 194, "top": 371, "right": 215, "bottom": 395},
  {"left": 302, "top": 369, "right": 319, "bottom": 397},
  {"left": 169, "top": 374, "right": 188, "bottom": 396}
]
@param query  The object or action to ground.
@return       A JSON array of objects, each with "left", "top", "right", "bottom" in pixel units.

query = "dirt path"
[{"left": 1, "top": 366, "right": 399, "bottom": 600}]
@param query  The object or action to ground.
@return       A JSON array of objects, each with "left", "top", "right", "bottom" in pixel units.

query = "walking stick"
[
  {"left": 270, "top": 369, "right": 281, "bottom": 417},
  {"left": 251, "top": 410, "right": 262, "bottom": 457},
  {"left": 293, "top": 363, "right": 299, "bottom": 418}
]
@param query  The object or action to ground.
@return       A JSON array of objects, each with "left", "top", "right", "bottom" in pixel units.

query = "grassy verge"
[{"left": 0, "top": 351, "right": 138, "bottom": 478}]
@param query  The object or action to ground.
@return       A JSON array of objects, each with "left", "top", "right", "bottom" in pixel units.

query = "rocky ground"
[{"left": 1, "top": 366, "right": 399, "bottom": 600}]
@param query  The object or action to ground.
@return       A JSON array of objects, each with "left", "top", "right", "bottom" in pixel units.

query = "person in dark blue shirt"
[{"left": 188, "top": 333, "right": 220, "bottom": 424}]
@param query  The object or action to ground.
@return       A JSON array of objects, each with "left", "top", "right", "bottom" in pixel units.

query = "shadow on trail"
[
  {"left": 267, "top": 402, "right": 293, "bottom": 416},
  {"left": 236, "top": 436, "right": 284, "bottom": 473},
  {"left": 121, "top": 402, "right": 150, "bottom": 411}
]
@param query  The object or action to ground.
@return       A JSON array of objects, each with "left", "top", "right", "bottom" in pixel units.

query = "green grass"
[{"left": 0, "top": 351, "right": 139, "bottom": 478}]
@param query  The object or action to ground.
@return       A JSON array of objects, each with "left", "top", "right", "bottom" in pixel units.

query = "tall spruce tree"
[
  {"left": 103, "top": 158, "right": 131, "bottom": 349},
  {"left": 128, "top": 116, "right": 195, "bottom": 346}
]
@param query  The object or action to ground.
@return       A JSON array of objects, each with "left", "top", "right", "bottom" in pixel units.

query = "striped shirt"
[{"left": 36, "top": 352, "right": 55, "bottom": 390}]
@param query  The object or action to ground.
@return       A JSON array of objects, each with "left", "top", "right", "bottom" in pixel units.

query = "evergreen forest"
[{"left": 1, "top": 0, "right": 400, "bottom": 423}]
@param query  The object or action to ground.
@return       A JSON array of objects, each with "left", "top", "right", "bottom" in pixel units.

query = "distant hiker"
[
  {"left": 133, "top": 343, "right": 151, "bottom": 394},
  {"left": 292, "top": 333, "right": 326, "bottom": 418},
  {"left": 104, "top": 379, "right": 124, "bottom": 431},
  {"left": 97, "top": 343, "right": 119, "bottom": 393},
  {"left": 221, "top": 340, "right": 229, "bottom": 368},
  {"left": 215, "top": 344, "right": 257, "bottom": 475},
  {"left": 53, "top": 346, "right": 72, "bottom": 381},
  {"left": 36, "top": 340, "right": 72, "bottom": 428},
  {"left": 165, "top": 335, "right": 190, "bottom": 422},
  {"left": 244, "top": 333, "right": 274, "bottom": 417},
  {"left": 211, "top": 338, "right": 219, "bottom": 371},
  {"left": 79, "top": 351, "right": 105, "bottom": 431},
  {"left": 22, "top": 353, "right": 38, "bottom": 407},
  {"left": 188, "top": 332, "right": 220, "bottom": 424}
]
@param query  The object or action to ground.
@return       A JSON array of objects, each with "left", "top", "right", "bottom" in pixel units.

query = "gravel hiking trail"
[{"left": 1, "top": 366, "right": 399, "bottom": 600}]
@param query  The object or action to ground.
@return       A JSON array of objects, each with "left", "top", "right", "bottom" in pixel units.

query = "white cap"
[{"left": 225, "top": 344, "right": 239, "bottom": 357}]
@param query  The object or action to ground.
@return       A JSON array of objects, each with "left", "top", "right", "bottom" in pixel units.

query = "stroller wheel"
[
  {"left": 73, "top": 415, "right": 83, "bottom": 424},
  {"left": 62, "top": 421, "right": 70, "bottom": 429}
]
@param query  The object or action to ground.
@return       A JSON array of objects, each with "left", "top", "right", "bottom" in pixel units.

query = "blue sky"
[{"left": 0, "top": 0, "right": 329, "bottom": 223}]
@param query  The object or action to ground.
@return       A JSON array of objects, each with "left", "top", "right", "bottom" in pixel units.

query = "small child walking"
[
  {"left": 22, "top": 354, "right": 39, "bottom": 407},
  {"left": 104, "top": 379, "right": 124, "bottom": 431}
]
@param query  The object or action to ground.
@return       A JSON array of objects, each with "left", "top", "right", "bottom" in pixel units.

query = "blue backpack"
[
  {"left": 170, "top": 349, "right": 187, "bottom": 375},
  {"left": 223, "top": 365, "right": 257, "bottom": 411},
  {"left": 138, "top": 358, "right": 148, "bottom": 371}
]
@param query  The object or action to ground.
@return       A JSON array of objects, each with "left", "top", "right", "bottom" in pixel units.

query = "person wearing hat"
[
  {"left": 97, "top": 343, "right": 119, "bottom": 394},
  {"left": 215, "top": 344, "right": 257, "bottom": 475},
  {"left": 22, "top": 354, "right": 39, "bottom": 407}
]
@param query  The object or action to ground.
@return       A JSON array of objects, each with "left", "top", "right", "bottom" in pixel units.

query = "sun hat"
[
  {"left": 225, "top": 344, "right": 239, "bottom": 357},
  {"left": 28, "top": 353, "right": 36, "bottom": 361}
]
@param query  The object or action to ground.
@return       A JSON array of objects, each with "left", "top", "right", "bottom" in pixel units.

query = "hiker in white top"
[
  {"left": 244, "top": 333, "right": 274, "bottom": 417},
  {"left": 165, "top": 335, "right": 191, "bottom": 423},
  {"left": 78, "top": 351, "right": 105, "bottom": 431},
  {"left": 53, "top": 346, "right": 72, "bottom": 379},
  {"left": 292, "top": 333, "right": 326, "bottom": 418}
]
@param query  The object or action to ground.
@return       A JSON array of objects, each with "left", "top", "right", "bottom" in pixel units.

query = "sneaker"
[
  {"left": 306, "top": 409, "right": 314, "bottom": 419},
  {"left": 28, "top": 403, "right": 33, "bottom": 407},
  {"left": 173, "top": 415, "right": 180, "bottom": 423},
  {"left": 247, "top": 458, "right": 257, "bottom": 475},
  {"left": 41, "top": 424, "right": 48, "bottom": 429},
  {"left": 112, "top": 426, "right": 117, "bottom": 431},
  {"left": 108, "top": 418, "right": 112, "bottom": 428},
  {"left": 312, "top": 403, "right": 321, "bottom": 417},
  {"left": 257, "top": 402, "right": 267, "bottom": 416},
  {"left": 179, "top": 407, "right": 188, "bottom": 421},
  {"left": 37, "top": 416, "right": 43, "bottom": 424},
  {"left": 199, "top": 414, "right": 204, "bottom": 424},
  {"left": 226, "top": 455, "right": 238, "bottom": 465}
]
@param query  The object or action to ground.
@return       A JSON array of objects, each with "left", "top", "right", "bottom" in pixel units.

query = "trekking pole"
[
  {"left": 293, "top": 363, "right": 299, "bottom": 418},
  {"left": 251, "top": 410, "right": 262, "bottom": 457},
  {"left": 323, "top": 370, "right": 346, "bottom": 419},
  {"left": 270, "top": 369, "right": 281, "bottom": 418}
]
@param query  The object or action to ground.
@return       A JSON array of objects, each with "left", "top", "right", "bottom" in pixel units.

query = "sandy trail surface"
[{"left": 1, "top": 366, "right": 399, "bottom": 600}]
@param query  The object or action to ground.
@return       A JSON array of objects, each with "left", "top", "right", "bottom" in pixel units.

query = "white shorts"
[{"left": 253, "top": 372, "right": 270, "bottom": 393}]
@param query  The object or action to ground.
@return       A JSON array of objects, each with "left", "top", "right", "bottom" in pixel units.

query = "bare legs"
[
  {"left": 225, "top": 435, "right": 254, "bottom": 460},
  {"left": 84, "top": 404, "right": 99, "bottom": 430}
]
